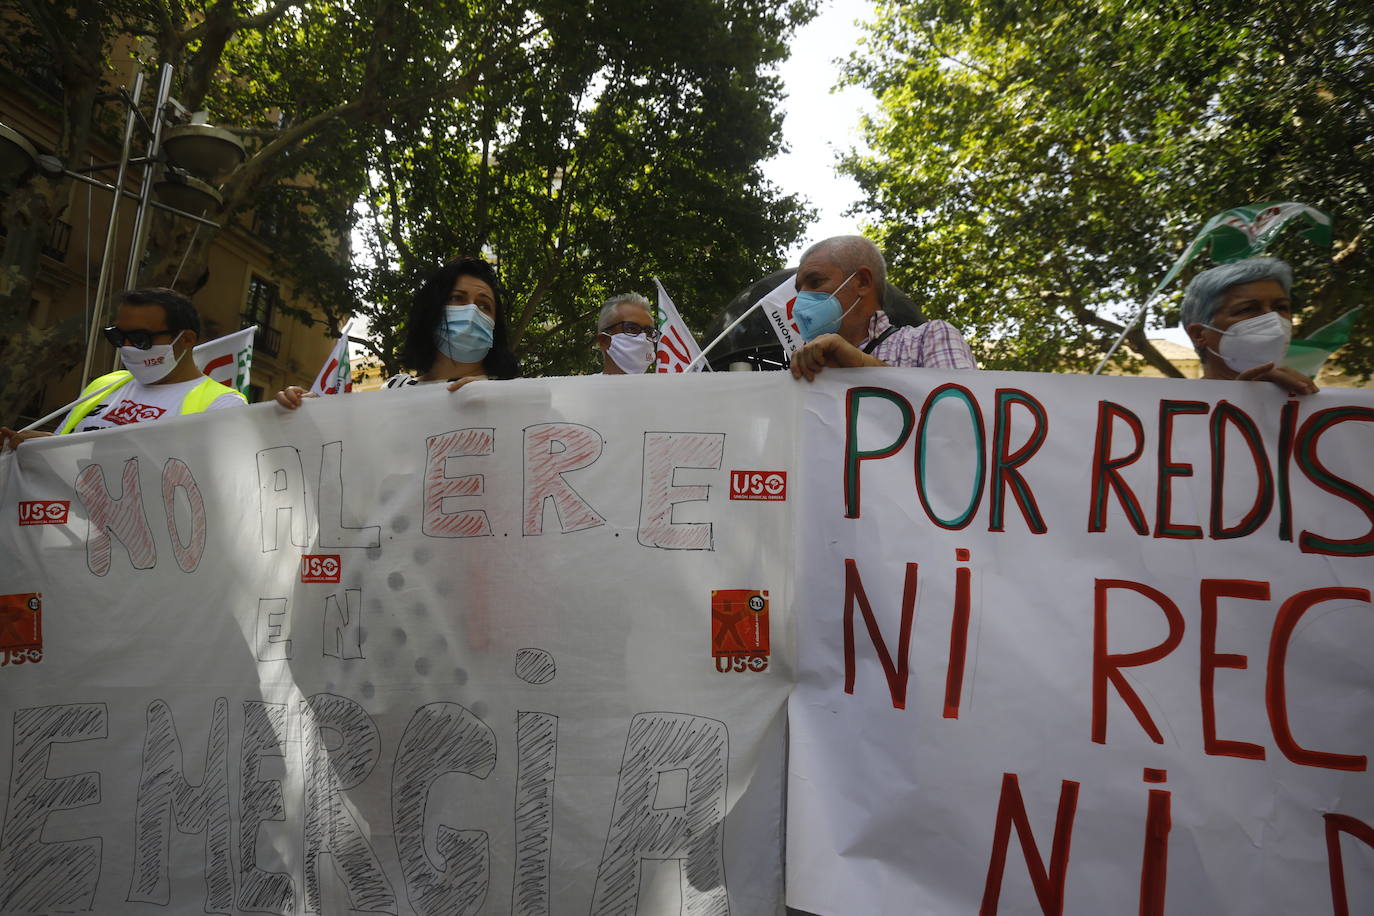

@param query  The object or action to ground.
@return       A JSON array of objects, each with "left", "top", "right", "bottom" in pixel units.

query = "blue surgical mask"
[
  {"left": 793, "top": 272, "right": 858, "bottom": 341},
  {"left": 435, "top": 304, "right": 495, "bottom": 363}
]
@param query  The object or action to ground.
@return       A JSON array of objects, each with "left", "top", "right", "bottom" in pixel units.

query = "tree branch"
[
  {"left": 16, "top": 0, "right": 61, "bottom": 57},
  {"left": 511, "top": 248, "right": 567, "bottom": 347},
  {"left": 1061, "top": 290, "right": 1183, "bottom": 378},
  {"left": 178, "top": 0, "right": 299, "bottom": 44},
  {"left": 222, "top": 13, "right": 544, "bottom": 216},
  {"left": 378, "top": 138, "right": 412, "bottom": 264}
]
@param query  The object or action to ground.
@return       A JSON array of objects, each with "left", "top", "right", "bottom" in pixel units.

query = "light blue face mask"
[
  {"left": 793, "top": 272, "right": 858, "bottom": 341},
  {"left": 434, "top": 304, "right": 495, "bottom": 363}
]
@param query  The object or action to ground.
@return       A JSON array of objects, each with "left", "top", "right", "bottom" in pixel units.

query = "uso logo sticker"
[
  {"left": 729, "top": 471, "right": 786, "bottom": 502},
  {"left": 0, "top": 593, "right": 43, "bottom": 666},
  {"left": 18, "top": 501, "right": 69, "bottom": 526},
  {"left": 301, "top": 554, "right": 342, "bottom": 583},
  {"left": 711, "top": 589, "right": 770, "bottom": 673}
]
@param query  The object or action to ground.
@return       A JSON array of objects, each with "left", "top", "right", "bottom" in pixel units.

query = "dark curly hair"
[{"left": 401, "top": 257, "right": 521, "bottom": 379}]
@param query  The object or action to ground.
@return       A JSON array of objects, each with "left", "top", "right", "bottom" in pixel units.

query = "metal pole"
[
  {"left": 1090, "top": 295, "right": 1156, "bottom": 376},
  {"left": 109, "top": 63, "right": 174, "bottom": 373},
  {"left": 63, "top": 171, "right": 222, "bottom": 228},
  {"left": 80, "top": 70, "right": 144, "bottom": 390},
  {"left": 684, "top": 298, "right": 764, "bottom": 371},
  {"left": 122, "top": 63, "right": 173, "bottom": 292}
]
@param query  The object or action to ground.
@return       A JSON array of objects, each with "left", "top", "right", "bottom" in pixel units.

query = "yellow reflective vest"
[{"left": 57, "top": 370, "right": 246, "bottom": 435}]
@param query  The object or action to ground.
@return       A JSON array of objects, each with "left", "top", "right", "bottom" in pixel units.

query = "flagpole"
[
  {"left": 18, "top": 379, "right": 125, "bottom": 433},
  {"left": 684, "top": 297, "right": 768, "bottom": 372},
  {"left": 1090, "top": 293, "right": 1159, "bottom": 376},
  {"left": 1091, "top": 202, "right": 1332, "bottom": 376}
]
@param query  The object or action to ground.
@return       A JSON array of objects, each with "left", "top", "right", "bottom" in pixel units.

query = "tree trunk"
[
  {"left": 139, "top": 207, "right": 217, "bottom": 293},
  {"left": 0, "top": 177, "right": 78, "bottom": 426},
  {"left": 0, "top": 316, "right": 86, "bottom": 429}
]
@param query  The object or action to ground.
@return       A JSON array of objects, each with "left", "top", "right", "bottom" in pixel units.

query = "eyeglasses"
[
  {"left": 600, "top": 321, "right": 661, "bottom": 342},
  {"left": 103, "top": 326, "right": 178, "bottom": 350}
]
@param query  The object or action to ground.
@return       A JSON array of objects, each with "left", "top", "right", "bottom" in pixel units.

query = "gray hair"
[
  {"left": 1180, "top": 257, "right": 1293, "bottom": 352},
  {"left": 800, "top": 235, "right": 887, "bottom": 301},
  {"left": 598, "top": 292, "right": 652, "bottom": 330}
]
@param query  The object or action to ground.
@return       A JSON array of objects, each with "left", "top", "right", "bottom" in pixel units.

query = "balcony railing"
[
  {"left": 44, "top": 219, "right": 71, "bottom": 261},
  {"left": 0, "top": 218, "right": 72, "bottom": 262},
  {"left": 242, "top": 317, "right": 282, "bottom": 358}
]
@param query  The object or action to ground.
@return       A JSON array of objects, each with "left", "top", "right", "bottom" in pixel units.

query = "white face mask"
[
  {"left": 606, "top": 332, "right": 656, "bottom": 374},
  {"left": 1205, "top": 311, "right": 1293, "bottom": 373},
  {"left": 120, "top": 332, "right": 186, "bottom": 385}
]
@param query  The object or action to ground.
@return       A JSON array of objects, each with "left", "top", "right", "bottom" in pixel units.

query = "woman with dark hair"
[{"left": 276, "top": 256, "right": 520, "bottom": 407}]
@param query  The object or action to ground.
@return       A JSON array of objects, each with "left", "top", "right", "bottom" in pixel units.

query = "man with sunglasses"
[
  {"left": 596, "top": 292, "right": 661, "bottom": 375},
  {"left": 1, "top": 288, "right": 245, "bottom": 449}
]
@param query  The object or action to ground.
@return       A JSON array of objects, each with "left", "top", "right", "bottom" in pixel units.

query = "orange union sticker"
[
  {"left": 729, "top": 471, "right": 786, "bottom": 501},
  {"left": 301, "top": 554, "right": 342, "bottom": 583},
  {"left": 17, "top": 500, "right": 69, "bottom": 526},
  {"left": 711, "top": 589, "right": 769, "bottom": 673},
  {"left": 0, "top": 594, "right": 43, "bottom": 667}
]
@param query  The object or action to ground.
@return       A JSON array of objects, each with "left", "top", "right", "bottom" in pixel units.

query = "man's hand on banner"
[
  {"left": 0, "top": 428, "right": 54, "bottom": 450},
  {"left": 789, "top": 334, "right": 884, "bottom": 382},
  {"left": 1234, "top": 362, "right": 1320, "bottom": 396},
  {"left": 274, "top": 385, "right": 320, "bottom": 410}
]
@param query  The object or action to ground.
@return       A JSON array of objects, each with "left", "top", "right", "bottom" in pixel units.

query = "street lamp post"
[
  {"left": 121, "top": 64, "right": 174, "bottom": 294},
  {"left": 79, "top": 70, "right": 145, "bottom": 389},
  {"left": 2, "top": 62, "right": 245, "bottom": 388}
]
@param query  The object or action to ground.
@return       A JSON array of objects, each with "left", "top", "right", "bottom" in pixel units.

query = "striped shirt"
[{"left": 860, "top": 312, "right": 977, "bottom": 370}]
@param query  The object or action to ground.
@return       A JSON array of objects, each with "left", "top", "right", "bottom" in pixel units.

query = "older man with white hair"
[
  {"left": 1180, "top": 256, "right": 1318, "bottom": 395},
  {"left": 788, "top": 235, "right": 976, "bottom": 381},
  {"left": 595, "top": 292, "right": 660, "bottom": 375}
]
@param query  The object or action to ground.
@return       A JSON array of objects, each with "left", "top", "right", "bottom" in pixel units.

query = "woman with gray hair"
[
  {"left": 596, "top": 292, "right": 660, "bottom": 375},
  {"left": 1180, "top": 256, "right": 1318, "bottom": 395}
]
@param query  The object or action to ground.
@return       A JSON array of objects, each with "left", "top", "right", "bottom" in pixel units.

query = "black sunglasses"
[
  {"left": 103, "top": 326, "right": 179, "bottom": 350},
  {"left": 600, "top": 321, "right": 662, "bottom": 343}
]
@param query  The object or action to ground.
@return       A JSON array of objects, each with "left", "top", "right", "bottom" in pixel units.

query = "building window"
[
  {"left": 251, "top": 206, "right": 281, "bottom": 241},
  {"left": 242, "top": 275, "right": 283, "bottom": 357}
]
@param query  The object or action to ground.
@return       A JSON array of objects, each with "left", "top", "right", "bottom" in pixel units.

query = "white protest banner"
[
  {"left": 3, "top": 369, "right": 1372, "bottom": 915},
  {"left": 310, "top": 326, "right": 354, "bottom": 395},
  {"left": 787, "top": 370, "right": 1374, "bottom": 915},
  {"left": 654, "top": 279, "right": 709, "bottom": 373},
  {"left": 0, "top": 374, "right": 797, "bottom": 915},
  {"left": 192, "top": 325, "right": 255, "bottom": 396},
  {"left": 755, "top": 273, "right": 802, "bottom": 357}
]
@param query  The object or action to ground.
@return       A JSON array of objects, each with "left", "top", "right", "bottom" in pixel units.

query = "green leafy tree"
[
  {"left": 3, "top": 0, "right": 813, "bottom": 423},
  {"left": 1, "top": 0, "right": 562, "bottom": 422},
  {"left": 843, "top": 0, "right": 1373, "bottom": 376},
  {"left": 1, "top": 0, "right": 158, "bottom": 419},
  {"left": 338, "top": 0, "right": 815, "bottom": 378}
]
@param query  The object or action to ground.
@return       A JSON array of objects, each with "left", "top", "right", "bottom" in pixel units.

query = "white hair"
[
  {"left": 598, "top": 292, "right": 652, "bottom": 330},
  {"left": 1180, "top": 257, "right": 1292, "bottom": 353},
  {"left": 800, "top": 235, "right": 887, "bottom": 299}
]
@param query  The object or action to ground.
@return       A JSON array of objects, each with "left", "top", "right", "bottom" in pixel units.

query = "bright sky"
[
  {"left": 763, "top": 0, "right": 875, "bottom": 264},
  {"left": 350, "top": 0, "right": 1188, "bottom": 359},
  {"left": 761, "top": 1, "right": 1192, "bottom": 347}
]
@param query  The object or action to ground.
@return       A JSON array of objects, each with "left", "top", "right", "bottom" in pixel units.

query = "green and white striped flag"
[
  {"left": 1094, "top": 201, "right": 1333, "bottom": 375},
  {"left": 1283, "top": 306, "right": 1365, "bottom": 377},
  {"left": 1154, "top": 202, "right": 1333, "bottom": 297}
]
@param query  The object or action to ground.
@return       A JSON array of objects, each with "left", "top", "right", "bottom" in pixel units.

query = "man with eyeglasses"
[
  {"left": 0, "top": 288, "right": 245, "bottom": 449},
  {"left": 596, "top": 292, "right": 661, "bottom": 375}
]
